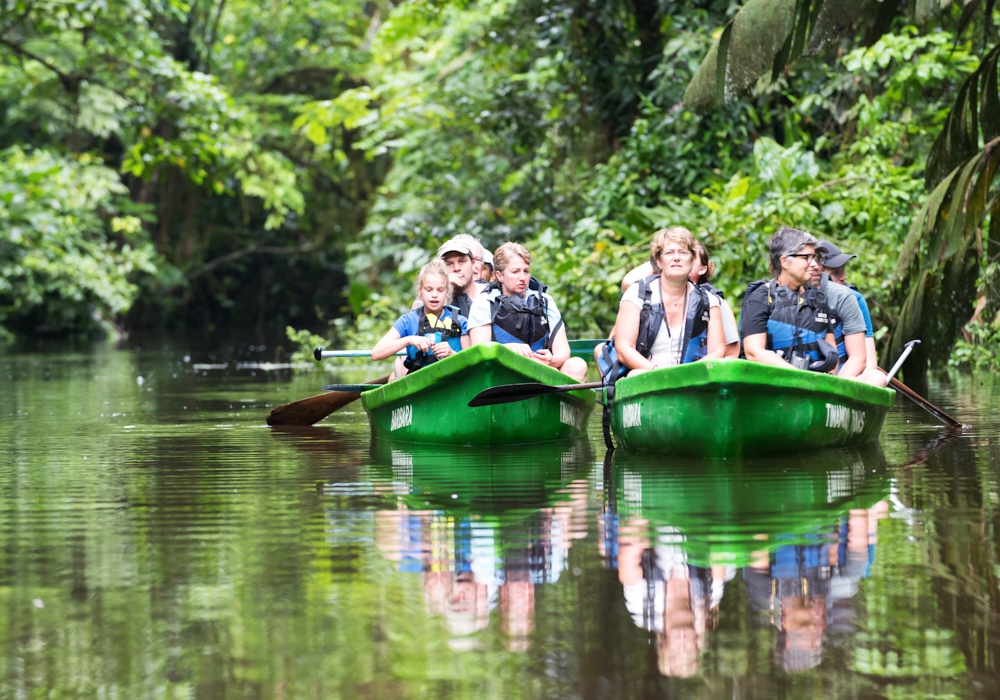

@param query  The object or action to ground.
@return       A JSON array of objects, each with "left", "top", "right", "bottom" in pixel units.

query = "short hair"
[
  {"left": 413, "top": 258, "right": 453, "bottom": 306},
  {"left": 493, "top": 242, "right": 531, "bottom": 273},
  {"left": 693, "top": 241, "right": 715, "bottom": 284},
  {"left": 769, "top": 226, "right": 818, "bottom": 273},
  {"left": 450, "top": 233, "right": 483, "bottom": 261},
  {"left": 649, "top": 227, "right": 697, "bottom": 273}
]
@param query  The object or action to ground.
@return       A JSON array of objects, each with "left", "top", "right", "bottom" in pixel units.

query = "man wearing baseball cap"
[
  {"left": 434, "top": 236, "right": 488, "bottom": 318},
  {"left": 815, "top": 240, "right": 887, "bottom": 387}
]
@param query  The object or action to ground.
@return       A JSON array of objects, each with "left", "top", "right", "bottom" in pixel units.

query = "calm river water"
[{"left": 1, "top": 342, "right": 998, "bottom": 698}]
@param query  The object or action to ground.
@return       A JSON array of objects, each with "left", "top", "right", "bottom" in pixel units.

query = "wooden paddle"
[
  {"left": 887, "top": 377, "right": 962, "bottom": 428},
  {"left": 267, "top": 374, "right": 390, "bottom": 426},
  {"left": 469, "top": 381, "right": 603, "bottom": 407}
]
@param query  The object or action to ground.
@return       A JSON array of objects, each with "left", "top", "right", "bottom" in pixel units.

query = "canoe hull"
[
  {"left": 361, "top": 343, "right": 594, "bottom": 446},
  {"left": 608, "top": 359, "right": 894, "bottom": 459}
]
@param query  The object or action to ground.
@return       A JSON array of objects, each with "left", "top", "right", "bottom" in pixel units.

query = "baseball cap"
[
  {"left": 816, "top": 240, "right": 856, "bottom": 268},
  {"left": 437, "top": 239, "right": 473, "bottom": 258},
  {"left": 482, "top": 249, "right": 494, "bottom": 267}
]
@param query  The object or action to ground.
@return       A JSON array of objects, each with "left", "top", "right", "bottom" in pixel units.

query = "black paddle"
[{"left": 468, "top": 381, "right": 603, "bottom": 407}]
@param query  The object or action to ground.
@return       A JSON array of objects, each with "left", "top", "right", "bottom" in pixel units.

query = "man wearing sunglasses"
[{"left": 741, "top": 226, "right": 862, "bottom": 374}]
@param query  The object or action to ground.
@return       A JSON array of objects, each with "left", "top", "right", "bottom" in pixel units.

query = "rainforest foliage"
[{"left": 1, "top": 0, "right": 998, "bottom": 371}]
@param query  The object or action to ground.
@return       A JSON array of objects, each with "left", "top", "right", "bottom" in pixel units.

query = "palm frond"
[{"left": 683, "top": 0, "right": 958, "bottom": 111}]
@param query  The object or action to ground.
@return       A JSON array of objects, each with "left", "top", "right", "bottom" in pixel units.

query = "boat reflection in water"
[
  {"left": 347, "top": 438, "right": 592, "bottom": 651},
  {"left": 602, "top": 446, "right": 890, "bottom": 677}
]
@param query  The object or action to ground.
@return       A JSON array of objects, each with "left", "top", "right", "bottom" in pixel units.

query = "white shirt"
[
  {"left": 467, "top": 287, "right": 563, "bottom": 332},
  {"left": 620, "top": 280, "right": 719, "bottom": 366}
]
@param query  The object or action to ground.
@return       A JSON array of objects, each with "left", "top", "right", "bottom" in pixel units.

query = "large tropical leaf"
[
  {"left": 887, "top": 41, "right": 1000, "bottom": 372},
  {"left": 683, "top": 0, "right": 956, "bottom": 111}
]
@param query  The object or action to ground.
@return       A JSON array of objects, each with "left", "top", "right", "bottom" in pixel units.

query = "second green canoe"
[
  {"left": 361, "top": 343, "right": 595, "bottom": 446},
  {"left": 606, "top": 359, "right": 894, "bottom": 459}
]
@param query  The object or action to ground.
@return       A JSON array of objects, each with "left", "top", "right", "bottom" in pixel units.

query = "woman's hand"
[
  {"left": 431, "top": 342, "right": 454, "bottom": 359},
  {"left": 532, "top": 348, "right": 556, "bottom": 366},
  {"left": 504, "top": 343, "right": 534, "bottom": 358},
  {"left": 407, "top": 335, "right": 432, "bottom": 352}
]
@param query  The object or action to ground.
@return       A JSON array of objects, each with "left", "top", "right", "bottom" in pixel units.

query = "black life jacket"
[
  {"left": 598, "top": 277, "right": 711, "bottom": 384},
  {"left": 402, "top": 307, "right": 464, "bottom": 372},
  {"left": 763, "top": 274, "right": 838, "bottom": 371},
  {"left": 488, "top": 277, "right": 563, "bottom": 352},
  {"left": 702, "top": 282, "right": 724, "bottom": 300}
]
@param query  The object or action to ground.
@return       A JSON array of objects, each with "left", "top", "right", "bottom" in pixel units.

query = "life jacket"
[
  {"left": 452, "top": 292, "right": 473, "bottom": 319},
  {"left": 449, "top": 281, "right": 490, "bottom": 318},
  {"left": 702, "top": 282, "right": 724, "bottom": 300},
  {"left": 597, "top": 277, "right": 711, "bottom": 384},
  {"left": 765, "top": 275, "right": 838, "bottom": 370},
  {"left": 487, "top": 277, "right": 562, "bottom": 352},
  {"left": 402, "top": 307, "right": 464, "bottom": 372}
]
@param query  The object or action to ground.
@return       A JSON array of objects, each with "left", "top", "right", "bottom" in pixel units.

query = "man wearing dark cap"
[{"left": 815, "top": 240, "right": 886, "bottom": 388}]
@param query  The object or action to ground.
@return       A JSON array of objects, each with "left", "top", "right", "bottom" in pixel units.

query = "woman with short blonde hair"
[
  {"left": 608, "top": 227, "right": 725, "bottom": 377},
  {"left": 466, "top": 241, "right": 587, "bottom": 382}
]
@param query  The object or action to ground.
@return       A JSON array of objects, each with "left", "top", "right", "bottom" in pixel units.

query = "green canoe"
[
  {"left": 361, "top": 343, "right": 595, "bottom": 445},
  {"left": 606, "top": 358, "right": 894, "bottom": 458},
  {"left": 368, "top": 438, "right": 593, "bottom": 517},
  {"left": 608, "top": 445, "right": 890, "bottom": 567}
]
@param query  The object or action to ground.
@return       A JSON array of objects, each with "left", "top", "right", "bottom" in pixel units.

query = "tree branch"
[
  {"left": 204, "top": 0, "right": 227, "bottom": 74},
  {"left": 0, "top": 36, "right": 79, "bottom": 92},
  {"left": 165, "top": 238, "right": 324, "bottom": 295}
]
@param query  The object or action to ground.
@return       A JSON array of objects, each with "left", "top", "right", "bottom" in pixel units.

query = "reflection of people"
[
  {"left": 368, "top": 478, "right": 590, "bottom": 651},
  {"left": 744, "top": 500, "right": 888, "bottom": 672},
  {"left": 616, "top": 520, "right": 733, "bottom": 677}
]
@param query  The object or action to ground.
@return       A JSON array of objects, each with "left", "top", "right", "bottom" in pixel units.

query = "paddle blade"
[
  {"left": 468, "top": 382, "right": 562, "bottom": 407},
  {"left": 267, "top": 374, "right": 390, "bottom": 426},
  {"left": 468, "top": 381, "right": 602, "bottom": 407}
]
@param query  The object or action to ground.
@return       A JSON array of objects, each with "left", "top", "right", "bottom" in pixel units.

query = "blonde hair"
[
  {"left": 492, "top": 242, "right": 531, "bottom": 273},
  {"left": 693, "top": 241, "right": 715, "bottom": 284},
  {"left": 649, "top": 227, "right": 697, "bottom": 273},
  {"left": 413, "top": 258, "right": 453, "bottom": 306}
]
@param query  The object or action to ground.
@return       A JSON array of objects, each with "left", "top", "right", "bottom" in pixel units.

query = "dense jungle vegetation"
[{"left": 1, "top": 0, "right": 998, "bottom": 374}]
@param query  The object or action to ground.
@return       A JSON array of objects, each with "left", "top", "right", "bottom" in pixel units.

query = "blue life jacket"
[
  {"left": 403, "top": 307, "right": 464, "bottom": 372},
  {"left": 488, "top": 278, "right": 562, "bottom": 352},
  {"left": 598, "top": 277, "right": 711, "bottom": 384},
  {"left": 765, "top": 275, "right": 837, "bottom": 369}
]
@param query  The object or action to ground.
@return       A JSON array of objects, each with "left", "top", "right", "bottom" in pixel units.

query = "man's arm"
[{"left": 743, "top": 333, "right": 795, "bottom": 368}]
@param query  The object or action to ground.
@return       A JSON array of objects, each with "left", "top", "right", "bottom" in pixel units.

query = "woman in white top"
[{"left": 613, "top": 227, "right": 725, "bottom": 374}]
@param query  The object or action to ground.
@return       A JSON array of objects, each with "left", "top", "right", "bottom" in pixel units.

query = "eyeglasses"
[
  {"left": 787, "top": 253, "right": 821, "bottom": 263},
  {"left": 660, "top": 249, "right": 693, "bottom": 259}
]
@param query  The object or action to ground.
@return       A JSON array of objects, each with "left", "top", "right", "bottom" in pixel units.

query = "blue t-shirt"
[{"left": 851, "top": 289, "right": 874, "bottom": 338}]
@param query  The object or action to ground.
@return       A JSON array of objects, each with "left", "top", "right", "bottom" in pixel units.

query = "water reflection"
[
  {"left": 325, "top": 439, "right": 592, "bottom": 651},
  {"left": 603, "top": 446, "right": 890, "bottom": 677}
]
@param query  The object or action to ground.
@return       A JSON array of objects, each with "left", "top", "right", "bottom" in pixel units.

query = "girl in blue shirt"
[{"left": 372, "top": 259, "right": 470, "bottom": 380}]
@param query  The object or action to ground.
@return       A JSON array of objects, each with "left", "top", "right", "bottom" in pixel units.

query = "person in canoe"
[
  {"left": 598, "top": 226, "right": 726, "bottom": 380},
  {"left": 815, "top": 240, "right": 888, "bottom": 388},
  {"left": 597, "top": 237, "right": 735, "bottom": 362},
  {"left": 435, "top": 236, "right": 488, "bottom": 318},
  {"left": 372, "top": 258, "right": 470, "bottom": 381},
  {"left": 691, "top": 241, "right": 740, "bottom": 359},
  {"left": 741, "top": 227, "right": 863, "bottom": 375},
  {"left": 467, "top": 241, "right": 588, "bottom": 382}
]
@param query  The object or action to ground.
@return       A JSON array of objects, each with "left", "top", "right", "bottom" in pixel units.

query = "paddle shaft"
[
  {"left": 887, "top": 377, "right": 962, "bottom": 427},
  {"left": 314, "top": 339, "right": 606, "bottom": 362}
]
